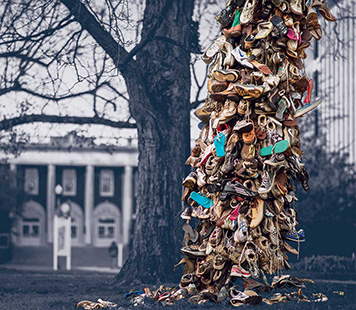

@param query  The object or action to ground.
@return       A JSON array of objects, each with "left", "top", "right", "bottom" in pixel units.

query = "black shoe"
[{"left": 222, "top": 180, "right": 258, "bottom": 197}]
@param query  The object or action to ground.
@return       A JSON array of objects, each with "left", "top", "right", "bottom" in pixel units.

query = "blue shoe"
[
  {"left": 284, "top": 229, "right": 305, "bottom": 242},
  {"left": 190, "top": 191, "right": 214, "bottom": 209},
  {"left": 213, "top": 132, "right": 226, "bottom": 157}
]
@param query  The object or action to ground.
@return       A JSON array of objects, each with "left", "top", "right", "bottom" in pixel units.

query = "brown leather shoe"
[
  {"left": 318, "top": 3, "right": 336, "bottom": 22},
  {"left": 208, "top": 78, "right": 229, "bottom": 93}
]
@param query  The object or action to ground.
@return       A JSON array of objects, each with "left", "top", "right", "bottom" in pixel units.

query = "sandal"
[{"left": 260, "top": 140, "right": 289, "bottom": 156}]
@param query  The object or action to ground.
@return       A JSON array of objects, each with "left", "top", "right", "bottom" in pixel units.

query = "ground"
[{"left": 0, "top": 267, "right": 355, "bottom": 310}]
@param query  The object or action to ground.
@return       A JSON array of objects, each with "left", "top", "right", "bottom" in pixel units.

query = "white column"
[
  {"left": 9, "top": 163, "right": 17, "bottom": 174},
  {"left": 9, "top": 164, "right": 18, "bottom": 245},
  {"left": 122, "top": 166, "right": 133, "bottom": 245},
  {"left": 47, "top": 164, "right": 56, "bottom": 243},
  {"left": 84, "top": 165, "right": 94, "bottom": 245}
]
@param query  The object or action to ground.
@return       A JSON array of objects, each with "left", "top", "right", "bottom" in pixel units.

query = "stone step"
[{"left": 9, "top": 246, "right": 119, "bottom": 267}]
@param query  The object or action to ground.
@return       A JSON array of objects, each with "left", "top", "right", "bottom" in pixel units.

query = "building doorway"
[{"left": 93, "top": 202, "right": 121, "bottom": 247}]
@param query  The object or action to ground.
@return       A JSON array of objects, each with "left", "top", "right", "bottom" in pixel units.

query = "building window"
[
  {"left": 22, "top": 218, "right": 40, "bottom": 238},
  {"left": 24, "top": 168, "right": 39, "bottom": 195},
  {"left": 98, "top": 218, "right": 116, "bottom": 238},
  {"left": 62, "top": 169, "right": 77, "bottom": 196},
  {"left": 71, "top": 226, "right": 77, "bottom": 239},
  {"left": 98, "top": 226, "right": 105, "bottom": 238},
  {"left": 100, "top": 170, "right": 114, "bottom": 197}
]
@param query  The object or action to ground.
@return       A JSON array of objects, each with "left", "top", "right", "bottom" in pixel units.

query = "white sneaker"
[{"left": 231, "top": 46, "right": 253, "bottom": 69}]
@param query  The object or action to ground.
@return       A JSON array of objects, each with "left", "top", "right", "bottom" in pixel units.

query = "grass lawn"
[{"left": 0, "top": 267, "right": 355, "bottom": 310}]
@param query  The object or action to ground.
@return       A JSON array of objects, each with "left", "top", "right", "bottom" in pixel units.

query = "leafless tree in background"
[{"left": 0, "top": 0, "right": 224, "bottom": 284}]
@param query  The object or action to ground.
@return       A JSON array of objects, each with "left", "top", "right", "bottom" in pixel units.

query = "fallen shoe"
[
  {"left": 230, "top": 289, "right": 250, "bottom": 306},
  {"left": 262, "top": 293, "right": 288, "bottom": 304},
  {"left": 97, "top": 299, "right": 117, "bottom": 308},
  {"left": 180, "top": 207, "right": 192, "bottom": 220},
  {"left": 76, "top": 301, "right": 98, "bottom": 309},
  {"left": 124, "top": 291, "right": 145, "bottom": 299}
]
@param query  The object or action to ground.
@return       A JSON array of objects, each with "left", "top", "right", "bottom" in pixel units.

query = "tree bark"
[
  {"left": 114, "top": 0, "right": 194, "bottom": 285},
  {"left": 58, "top": 0, "right": 194, "bottom": 284}
]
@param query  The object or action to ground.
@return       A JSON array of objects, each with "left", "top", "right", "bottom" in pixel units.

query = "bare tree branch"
[
  {"left": 0, "top": 114, "right": 136, "bottom": 131},
  {"left": 59, "top": 0, "right": 129, "bottom": 68},
  {"left": 0, "top": 52, "right": 47, "bottom": 67}
]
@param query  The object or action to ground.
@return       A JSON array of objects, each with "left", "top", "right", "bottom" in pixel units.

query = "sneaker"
[
  {"left": 233, "top": 119, "right": 254, "bottom": 133},
  {"left": 223, "top": 180, "right": 258, "bottom": 197},
  {"left": 240, "top": 0, "right": 258, "bottom": 25},
  {"left": 258, "top": 170, "right": 276, "bottom": 194},
  {"left": 294, "top": 98, "right": 322, "bottom": 118},
  {"left": 230, "top": 265, "right": 250, "bottom": 278},
  {"left": 181, "top": 244, "right": 206, "bottom": 258},
  {"left": 231, "top": 46, "right": 254, "bottom": 69},
  {"left": 284, "top": 229, "right": 305, "bottom": 242}
]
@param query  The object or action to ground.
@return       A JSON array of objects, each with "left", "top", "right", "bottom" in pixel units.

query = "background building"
[
  {"left": 1, "top": 132, "right": 138, "bottom": 269},
  {"left": 307, "top": 0, "right": 356, "bottom": 163}
]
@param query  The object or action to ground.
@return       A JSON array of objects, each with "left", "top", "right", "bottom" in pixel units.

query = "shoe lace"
[{"left": 261, "top": 171, "right": 270, "bottom": 188}]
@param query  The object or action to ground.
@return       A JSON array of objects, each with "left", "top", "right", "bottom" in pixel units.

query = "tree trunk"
[{"left": 114, "top": 0, "right": 194, "bottom": 285}]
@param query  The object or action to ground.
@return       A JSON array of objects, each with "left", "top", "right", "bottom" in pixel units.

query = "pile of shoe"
[{"left": 179, "top": 0, "right": 335, "bottom": 302}]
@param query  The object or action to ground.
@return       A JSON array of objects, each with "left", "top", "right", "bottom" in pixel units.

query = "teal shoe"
[
  {"left": 294, "top": 98, "right": 322, "bottom": 118},
  {"left": 214, "top": 132, "right": 226, "bottom": 157},
  {"left": 190, "top": 191, "right": 213, "bottom": 209},
  {"left": 260, "top": 140, "right": 289, "bottom": 156}
]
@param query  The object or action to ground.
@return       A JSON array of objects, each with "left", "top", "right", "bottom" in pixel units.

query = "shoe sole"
[
  {"left": 260, "top": 140, "right": 289, "bottom": 156},
  {"left": 285, "top": 237, "right": 305, "bottom": 242},
  {"left": 213, "top": 70, "right": 239, "bottom": 83},
  {"left": 294, "top": 98, "right": 322, "bottom": 118},
  {"left": 234, "top": 85, "right": 263, "bottom": 98},
  {"left": 181, "top": 248, "right": 206, "bottom": 258}
]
